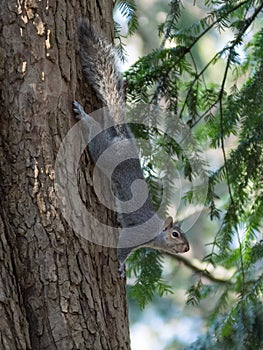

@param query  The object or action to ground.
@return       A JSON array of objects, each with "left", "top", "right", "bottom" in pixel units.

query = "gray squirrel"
[{"left": 73, "top": 20, "right": 190, "bottom": 277}]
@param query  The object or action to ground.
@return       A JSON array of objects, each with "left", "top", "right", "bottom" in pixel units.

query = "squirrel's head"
[{"left": 162, "top": 216, "right": 190, "bottom": 254}]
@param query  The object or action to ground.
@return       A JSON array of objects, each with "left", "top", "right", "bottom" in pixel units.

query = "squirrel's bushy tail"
[{"left": 78, "top": 20, "right": 124, "bottom": 122}]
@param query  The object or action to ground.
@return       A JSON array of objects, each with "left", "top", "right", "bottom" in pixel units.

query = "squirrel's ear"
[{"left": 163, "top": 216, "right": 173, "bottom": 231}]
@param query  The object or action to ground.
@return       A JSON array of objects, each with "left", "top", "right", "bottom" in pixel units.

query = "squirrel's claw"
[{"left": 118, "top": 263, "right": 126, "bottom": 279}]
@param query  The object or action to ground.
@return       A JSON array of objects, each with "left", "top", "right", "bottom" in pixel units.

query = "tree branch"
[{"left": 171, "top": 253, "right": 233, "bottom": 284}]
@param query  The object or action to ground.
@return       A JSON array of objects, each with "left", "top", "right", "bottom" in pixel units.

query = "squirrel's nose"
[{"left": 184, "top": 244, "right": 190, "bottom": 252}]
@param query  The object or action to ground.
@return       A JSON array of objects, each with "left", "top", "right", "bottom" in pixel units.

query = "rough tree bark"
[{"left": 0, "top": 1, "right": 130, "bottom": 349}]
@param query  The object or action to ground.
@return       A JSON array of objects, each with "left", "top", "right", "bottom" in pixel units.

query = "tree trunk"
[{"left": 0, "top": 1, "right": 130, "bottom": 349}]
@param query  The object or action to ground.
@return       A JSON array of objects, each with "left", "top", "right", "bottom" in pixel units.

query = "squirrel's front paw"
[
  {"left": 118, "top": 262, "right": 126, "bottom": 279},
  {"left": 72, "top": 100, "right": 85, "bottom": 120}
]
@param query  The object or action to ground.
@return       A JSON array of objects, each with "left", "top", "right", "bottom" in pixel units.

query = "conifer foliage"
[{"left": 115, "top": 1, "right": 263, "bottom": 348}]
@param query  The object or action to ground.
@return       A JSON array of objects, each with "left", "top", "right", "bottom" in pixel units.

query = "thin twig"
[
  {"left": 179, "top": 51, "right": 222, "bottom": 119},
  {"left": 171, "top": 253, "right": 233, "bottom": 284}
]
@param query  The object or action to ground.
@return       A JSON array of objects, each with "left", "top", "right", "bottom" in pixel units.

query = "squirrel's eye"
[{"left": 171, "top": 231, "right": 179, "bottom": 238}]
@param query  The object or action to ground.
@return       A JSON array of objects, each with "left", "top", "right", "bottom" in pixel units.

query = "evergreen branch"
[
  {"left": 170, "top": 254, "right": 233, "bottom": 284},
  {"left": 218, "top": 51, "right": 234, "bottom": 203},
  {"left": 180, "top": 2, "right": 263, "bottom": 124},
  {"left": 178, "top": 1, "right": 249, "bottom": 55},
  {"left": 159, "top": 0, "right": 182, "bottom": 50},
  {"left": 186, "top": 1, "right": 249, "bottom": 52},
  {"left": 218, "top": 49, "right": 246, "bottom": 298},
  {"left": 179, "top": 51, "right": 221, "bottom": 119},
  {"left": 217, "top": 2, "right": 263, "bottom": 295},
  {"left": 190, "top": 98, "right": 219, "bottom": 129},
  {"left": 115, "top": 0, "right": 138, "bottom": 35},
  {"left": 152, "top": 0, "right": 182, "bottom": 105}
]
